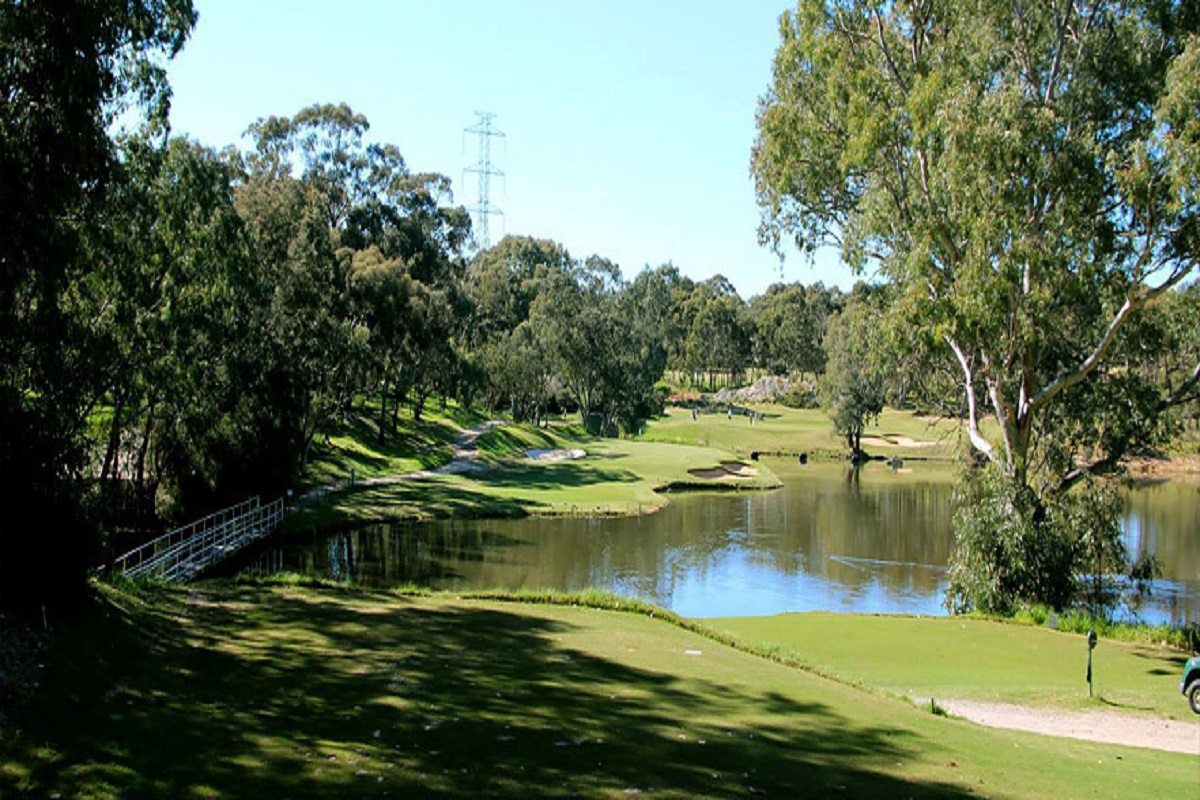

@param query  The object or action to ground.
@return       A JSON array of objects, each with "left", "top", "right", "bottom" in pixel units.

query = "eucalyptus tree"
[
  {"left": 90, "top": 136, "right": 262, "bottom": 515},
  {"left": 749, "top": 281, "right": 833, "bottom": 377},
  {"left": 629, "top": 263, "right": 693, "bottom": 374},
  {"left": 0, "top": 0, "right": 197, "bottom": 610},
  {"left": 466, "top": 235, "right": 576, "bottom": 345},
  {"left": 821, "top": 284, "right": 890, "bottom": 459},
  {"left": 532, "top": 257, "right": 621, "bottom": 426},
  {"left": 240, "top": 103, "right": 472, "bottom": 466},
  {"left": 607, "top": 277, "right": 671, "bottom": 432},
  {"left": 466, "top": 235, "right": 576, "bottom": 416},
  {"left": 754, "top": 0, "right": 1200, "bottom": 491},
  {"left": 680, "top": 276, "right": 752, "bottom": 389},
  {"left": 754, "top": 1, "right": 1200, "bottom": 613}
]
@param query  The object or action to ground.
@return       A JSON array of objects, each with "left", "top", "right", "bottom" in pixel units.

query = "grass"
[
  {"left": 291, "top": 403, "right": 978, "bottom": 532},
  {"left": 288, "top": 423, "right": 781, "bottom": 531},
  {"left": 640, "top": 404, "right": 965, "bottom": 460},
  {"left": 711, "top": 613, "right": 1194, "bottom": 719},
  {"left": 300, "top": 400, "right": 486, "bottom": 489},
  {"left": 2, "top": 583, "right": 1194, "bottom": 799}
]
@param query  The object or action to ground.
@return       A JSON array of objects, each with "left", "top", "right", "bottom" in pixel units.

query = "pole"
[{"left": 1086, "top": 629, "right": 1097, "bottom": 698}]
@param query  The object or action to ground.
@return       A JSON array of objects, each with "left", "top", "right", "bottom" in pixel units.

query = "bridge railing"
[{"left": 114, "top": 496, "right": 285, "bottom": 581}]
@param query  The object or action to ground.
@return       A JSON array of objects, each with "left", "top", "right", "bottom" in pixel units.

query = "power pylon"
[{"left": 464, "top": 111, "right": 505, "bottom": 249}]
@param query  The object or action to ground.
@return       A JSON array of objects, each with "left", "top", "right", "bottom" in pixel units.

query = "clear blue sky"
[{"left": 165, "top": 0, "right": 857, "bottom": 300}]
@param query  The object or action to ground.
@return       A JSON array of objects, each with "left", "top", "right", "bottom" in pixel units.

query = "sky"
[{"left": 165, "top": 0, "right": 858, "bottom": 300}]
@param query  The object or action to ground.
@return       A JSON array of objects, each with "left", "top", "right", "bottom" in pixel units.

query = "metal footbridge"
[{"left": 112, "top": 496, "right": 286, "bottom": 582}]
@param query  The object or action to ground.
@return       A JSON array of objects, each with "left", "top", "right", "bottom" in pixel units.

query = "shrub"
[{"left": 945, "top": 466, "right": 1154, "bottom": 620}]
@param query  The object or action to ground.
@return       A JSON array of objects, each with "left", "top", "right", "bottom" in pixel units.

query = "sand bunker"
[
  {"left": 860, "top": 435, "right": 939, "bottom": 448},
  {"left": 688, "top": 461, "right": 759, "bottom": 480},
  {"left": 525, "top": 448, "right": 586, "bottom": 462}
]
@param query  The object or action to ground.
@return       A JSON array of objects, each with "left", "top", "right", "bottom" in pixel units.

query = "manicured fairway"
[
  {"left": 713, "top": 613, "right": 1194, "bottom": 719},
  {"left": 289, "top": 430, "right": 780, "bottom": 530},
  {"left": 640, "top": 404, "right": 964, "bottom": 460},
  {"left": 2, "top": 585, "right": 1193, "bottom": 798}
]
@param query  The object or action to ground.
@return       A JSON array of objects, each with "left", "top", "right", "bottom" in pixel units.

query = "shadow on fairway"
[{"left": 4, "top": 587, "right": 979, "bottom": 799}]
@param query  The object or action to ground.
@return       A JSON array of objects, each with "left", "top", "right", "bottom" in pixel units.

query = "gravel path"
[{"left": 941, "top": 699, "right": 1199, "bottom": 755}]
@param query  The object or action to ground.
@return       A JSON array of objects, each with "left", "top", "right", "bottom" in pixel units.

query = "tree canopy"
[{"left": 753, "top": 0, "right": 1200, "bottom": 492}]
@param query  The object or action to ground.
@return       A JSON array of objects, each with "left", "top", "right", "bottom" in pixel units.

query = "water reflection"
[{"left": 236, "top": 461, "right": 1198, "bottom": 625}]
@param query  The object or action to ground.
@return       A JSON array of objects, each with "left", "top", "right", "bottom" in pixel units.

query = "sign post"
[{"left": 1086, "top": 629, "right": 1098, "bottom": 698}]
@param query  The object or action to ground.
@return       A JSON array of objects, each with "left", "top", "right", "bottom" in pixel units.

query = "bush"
[
  {"left": 945, "top": 465, "right": 1074, "bottom": 615},
  {"left": 945, "top": 466, "right": 1154, "bottom": 620},
  {"left": 778, "top": 379, "right": 819, "bottom": 409}
]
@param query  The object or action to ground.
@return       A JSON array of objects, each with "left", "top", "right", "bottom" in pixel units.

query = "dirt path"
[
  {"left": 295, "top": 420, "right": 505, "bottom": 508},
  {"left": 941, "top": 699, "right": 1199, "bottom": 755}
]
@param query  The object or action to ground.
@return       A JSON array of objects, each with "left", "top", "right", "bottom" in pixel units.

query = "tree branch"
[
  {"left": 1029, "top": 266, "right": 1194, "bottom": 415},
  {"left": 945, "top": 334, "right": 995, "bottom": 458},
  {"left": 1164, "top": 358, "right": 1200, "bottom": 408},
  {"left": 874, "top": 11, "right": 909, "bottom": 97}
]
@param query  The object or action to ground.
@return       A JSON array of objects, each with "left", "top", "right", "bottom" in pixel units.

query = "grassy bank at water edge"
[{"left": 288, "top": 423, "right": 781, "bottom": 530}]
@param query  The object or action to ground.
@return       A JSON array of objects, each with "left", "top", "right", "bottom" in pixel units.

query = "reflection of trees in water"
[
  {"left": 1123, "top": 483, "right": 1199, "bottom": 584},
  {"left": 241, "top": 468, "right": 1195, "bottom": 621}
]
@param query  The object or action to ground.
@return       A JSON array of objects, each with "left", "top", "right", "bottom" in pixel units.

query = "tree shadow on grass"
[
  {"left": 5, "top": 587, "right": 982, "bottom": 799},
  {"left": 286, "top": 480, "right": 541, "bottom": 531}
]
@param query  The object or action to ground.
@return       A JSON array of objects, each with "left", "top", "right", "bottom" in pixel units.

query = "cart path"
[
  {"left": 941, "top": 698, "right": 1199, "bottom": 755},
  {"left": 294, "top": 420, "right": 505, "bottom": 508}
]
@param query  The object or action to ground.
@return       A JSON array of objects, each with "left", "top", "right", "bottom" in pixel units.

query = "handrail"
[{"left": 114, "top": 496, "right": 285, "bottom": 582}]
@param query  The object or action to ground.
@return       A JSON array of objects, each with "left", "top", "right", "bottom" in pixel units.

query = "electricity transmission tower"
[{"left": 464, "top": 111, "right": 505, "bottom": 249}]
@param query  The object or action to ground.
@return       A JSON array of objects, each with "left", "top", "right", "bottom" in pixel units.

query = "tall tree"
[
  {"left": 749, "top": 281, "right": 832, "bottom": 377},
  {"left": 90, "top": 136, "right": 259, "bottom": 520},
  {"left": 822, "top": 284, "right": 889, "bottom": 460},
  {"left": 0, "top": 0, "right": 197, "bottom": 612},
  {"left": 753, "top": 0, "right": 1200, "bottom": 492},
  {"left": 680, "top": 276, "right": 751, "bottom": 389}
]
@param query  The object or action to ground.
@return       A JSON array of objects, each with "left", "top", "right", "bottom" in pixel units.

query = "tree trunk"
[
  {"left": 378, "top": 383, "right": 388, "bottom": 444},
  {"left": 100, "top": 391, "right": 126, "bottom": 482}
]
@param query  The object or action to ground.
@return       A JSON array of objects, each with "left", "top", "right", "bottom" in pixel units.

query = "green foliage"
[
  {"left": 755, "top": 0, "right": 1200, "bottom": 618},
  {"left": 946, "top": 465, "right": 1069, "bottom": 616},
  {"left": 946, "top": 466, "right": 1160, "bottom": 620},
  {"left": 821, "top": 286, "right": 889, "bottom": 457},
  {"left": 754, "top": 0, "right": 1200, "bottom": 487},
  {"left": 778, "top": 379, "right": 819, "bottom": 409},
  {"left": 468, "top": 240, "right": 669, "bottom": 435},
  {"left": 748, "top": 281, "right": 834, "bottom": 377},
  {"left": 0, "top": 0, "right": 198, "bottom": 612},
  {"left": 1053, "top": 610, "right": 1190, "bottom": 651}
]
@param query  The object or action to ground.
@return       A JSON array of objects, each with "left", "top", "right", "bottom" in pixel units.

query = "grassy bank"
[
  {"left": 713, "top": 613, "right": 1193, "bottom": 719},
  {"left": 299, "top": 401, "right": 486, "bottom": 490},
  {"left": 2, "top": 584, "right": 1193, "bottom": 799},
  {"left": 288, "top": 422, "right": 781, "bottom": 531}
]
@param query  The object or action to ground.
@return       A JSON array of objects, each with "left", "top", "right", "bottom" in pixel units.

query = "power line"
[{"left": 464, "top": 111, "right": 505, "bottom": 249}]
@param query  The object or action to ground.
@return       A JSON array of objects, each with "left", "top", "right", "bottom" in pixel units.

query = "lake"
[{"left": 234, "top": 459, "right": 1199, "bottom": 625}]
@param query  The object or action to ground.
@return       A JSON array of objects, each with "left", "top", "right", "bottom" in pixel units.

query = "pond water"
[{"left": 233, "top": 460, "right": 1199, "bottom": 625}]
